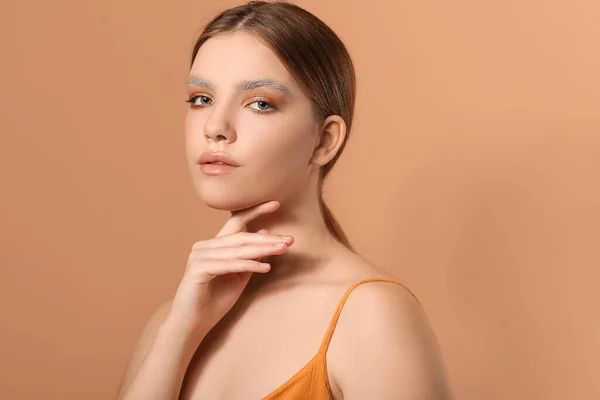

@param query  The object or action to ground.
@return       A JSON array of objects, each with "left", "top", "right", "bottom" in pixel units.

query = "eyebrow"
[{"left": 187, "top": 76, "right": 290, "bottom": 96}]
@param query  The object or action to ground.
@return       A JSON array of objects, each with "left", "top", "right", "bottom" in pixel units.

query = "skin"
[
  {"left": 183, "top": 30, "right": 345, "bottom": 281},
  {"left": 117, "top": 31, "right": 452, "bottom": 400}
]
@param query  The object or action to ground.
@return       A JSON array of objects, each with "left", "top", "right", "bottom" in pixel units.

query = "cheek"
[
  {"left": 247, "top": 133, "right": 314, "bottom": 202},
  {"left": 242, "top": 119, "right": 315, "bottom": 177}
]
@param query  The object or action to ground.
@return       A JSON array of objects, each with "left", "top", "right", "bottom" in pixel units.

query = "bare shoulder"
[
  {"left": 116, "top": 298, "right": 174, "bottom": 398},
  {"left": 328, "top": 275, "right": 453, "bottom": 399},
  {"left": 329, "top": 246, "right": 394, "bottom": 282}
]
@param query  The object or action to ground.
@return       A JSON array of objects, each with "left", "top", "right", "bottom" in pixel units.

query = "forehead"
[{"left": 191, "top": 32, "right": 295, "bottom": 88}]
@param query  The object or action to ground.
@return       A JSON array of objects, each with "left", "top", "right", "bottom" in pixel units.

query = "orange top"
[{"left": 262, "top": 277, "right": 418, "bottom": 400}]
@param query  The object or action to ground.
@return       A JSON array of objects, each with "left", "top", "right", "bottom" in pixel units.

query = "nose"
[{"left": 203, "top": 107, "right": 237, "bottom": 144}]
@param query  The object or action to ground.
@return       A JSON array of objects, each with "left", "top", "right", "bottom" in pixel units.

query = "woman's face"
[{"left": 185, "top": 32, "right": 321, "bottom": 212}]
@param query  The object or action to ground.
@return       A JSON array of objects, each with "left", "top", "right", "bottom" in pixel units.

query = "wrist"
[{"left": 159, "top": 313, "right": 212, "bottom": 344}]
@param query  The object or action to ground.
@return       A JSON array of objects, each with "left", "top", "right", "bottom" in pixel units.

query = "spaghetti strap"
[
  {"left": 317, "top": 277, "right": 419, "bottom": 355},
  {"left": 261, "top": 278, "right": 420, "bottom": 399}
]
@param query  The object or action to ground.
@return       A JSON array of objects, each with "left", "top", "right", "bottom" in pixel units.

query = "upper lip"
[{"left": 198, "top": 151, "right": 240, "bottom": 167}]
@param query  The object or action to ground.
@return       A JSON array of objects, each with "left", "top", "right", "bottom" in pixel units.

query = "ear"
[{"left": 310, "top": 115, "right": 347, "bottom": 167}]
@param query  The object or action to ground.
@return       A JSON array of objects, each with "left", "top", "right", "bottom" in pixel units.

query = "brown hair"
[{"left": 190, "top": 1, "right": 356, "bottom": 251}]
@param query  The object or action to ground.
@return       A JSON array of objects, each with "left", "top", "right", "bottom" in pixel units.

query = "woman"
[{"left": 117, "top": 1, "right": 452, "bottom": 399}]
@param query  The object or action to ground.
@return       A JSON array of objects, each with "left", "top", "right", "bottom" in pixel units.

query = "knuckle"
[
  {"left": 239, "top": 232, "right": 255, "bottom": 241},
  {"left": 191, "top": 240, "right": 207, "bottom": 251}
]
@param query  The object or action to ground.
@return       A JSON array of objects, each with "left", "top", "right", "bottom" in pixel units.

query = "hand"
[{"left": 166, "top": 201, "right": 294, "bottom": 334}]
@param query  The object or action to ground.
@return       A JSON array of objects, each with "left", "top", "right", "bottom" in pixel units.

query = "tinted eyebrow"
[{"left": 187, "top": 76, "right": 290, "bottom": 96}]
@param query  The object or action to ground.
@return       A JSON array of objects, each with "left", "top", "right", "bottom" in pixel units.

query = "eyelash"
[{"left": 185, "top": 95, "right": 278, "bottom": 114}]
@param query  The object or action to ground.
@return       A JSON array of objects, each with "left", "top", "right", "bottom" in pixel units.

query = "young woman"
[{"left": 117, "top": 1, "right": 452, "bottom": 399}]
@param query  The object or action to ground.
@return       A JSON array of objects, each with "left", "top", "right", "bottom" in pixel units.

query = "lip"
[
  {"left": 198, "top": 151, "right": 240, "bottom": 167},
  {"left": 199, "top": 163, "right": 237, "bottom": 175},
  {"left": 198, "top": 151, "right": 239, "bottom": 176}
]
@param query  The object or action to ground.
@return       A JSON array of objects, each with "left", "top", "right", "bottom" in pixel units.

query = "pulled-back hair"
[{"left": 191, "top": 1, "right": 356, "bottom": 251}]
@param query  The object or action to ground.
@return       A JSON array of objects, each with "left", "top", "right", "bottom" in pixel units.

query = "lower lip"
[{"left": 199, "top": 163, "right": 237, "bottom": 175}]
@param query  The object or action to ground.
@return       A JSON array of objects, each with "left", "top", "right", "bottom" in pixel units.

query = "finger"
[
  {"left": 216, "top": 201, "right": 280, "bottom": 237},
  {"left": 192, "top": 232, "right": 293, "bottom": 251},
  {"left": 196, "top": 259, "right": 271, "bottom": 277},
  {"left": 193, "top": 243, "right": 289, "bottom": 261},
  {"left": 220, "top": 202, "right": 279, "bottom": 236},
  {"left": 256, "top": 229, "right": 271, "bottom": 264}
]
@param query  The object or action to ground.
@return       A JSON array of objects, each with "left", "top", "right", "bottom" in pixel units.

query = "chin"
[
  {"left": 193, "top": 174, "right": 300, "bottom": 212},
  {"left": 200, "top": 190, "right": 271, "bottom": 212}
]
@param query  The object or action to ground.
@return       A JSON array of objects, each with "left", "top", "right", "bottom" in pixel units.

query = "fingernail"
[
  {"left": 279, "top": 235, "right": 293, "bottom": 240},
  {"left": 260, "top": 263, "right": 271, "bottom": 270}
]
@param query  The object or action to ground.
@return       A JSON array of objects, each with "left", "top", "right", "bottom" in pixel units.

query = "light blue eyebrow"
[{"left": 187, "top": 76, "right": 290, "bottom": 96}]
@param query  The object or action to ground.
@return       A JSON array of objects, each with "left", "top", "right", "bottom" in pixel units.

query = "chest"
[{"left": 178, "top": 286, "right": 342, "bottom": 399}]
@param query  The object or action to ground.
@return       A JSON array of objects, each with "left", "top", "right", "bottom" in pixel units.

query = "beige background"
[{"left": 2, "top": 0, "right": 599, "bottom": 398}]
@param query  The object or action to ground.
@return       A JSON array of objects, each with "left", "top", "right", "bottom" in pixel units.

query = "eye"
[
  {"left": 248, "top": 100, "right": 277, "bottom": 113},
  {"left": 185, "top": 95, "right": 212, "bottom": 107}
]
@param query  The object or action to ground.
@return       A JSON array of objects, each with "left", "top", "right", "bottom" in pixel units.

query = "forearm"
[{"left": 119, "top": 320, "right": 208, "bottom": 400}]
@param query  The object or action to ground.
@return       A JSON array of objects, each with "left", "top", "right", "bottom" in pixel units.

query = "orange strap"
[{"left": 317, "top": 277, "right": 420, "bottom": 354}]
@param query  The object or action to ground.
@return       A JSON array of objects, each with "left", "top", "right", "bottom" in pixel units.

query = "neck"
[{"left": 244, "top": 193, "right": 341, "bottom": 286}]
